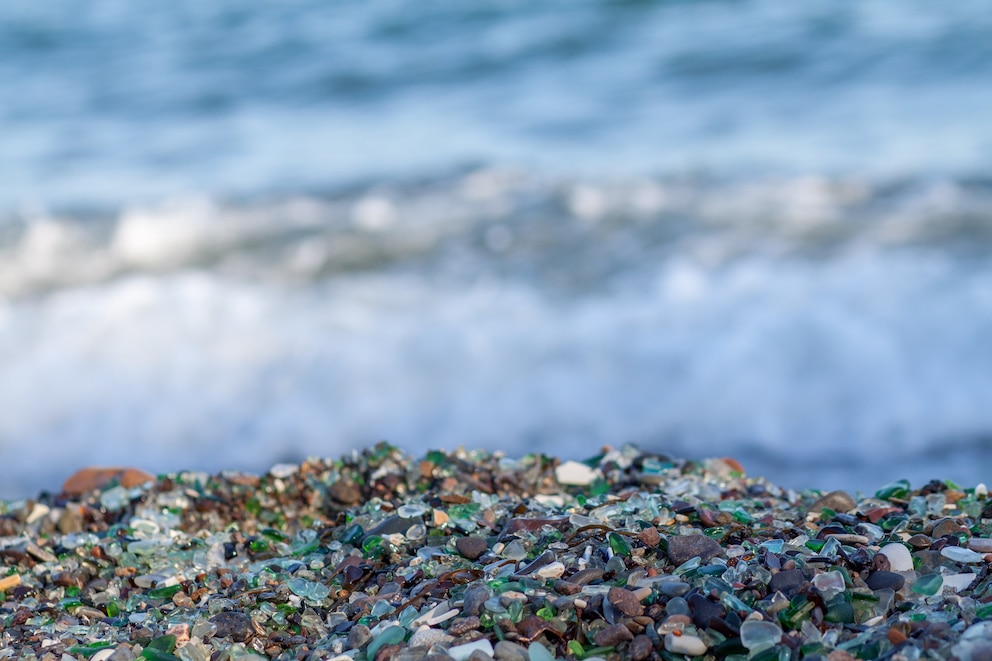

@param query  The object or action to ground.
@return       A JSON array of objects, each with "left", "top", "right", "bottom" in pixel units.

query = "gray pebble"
[
  {"left": 208, "top": 611, "right": 252, "bottom": 642},
  {"left": 493, "top": 640, "right": 529, "bottom": 661},
  {"left": 667, "top": 534, "right": 723, "bottom": 566}
]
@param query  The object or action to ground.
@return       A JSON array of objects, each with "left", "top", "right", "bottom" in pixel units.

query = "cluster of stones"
[{"left": 1, "top": 444, "right": 992, "bottom": 661}]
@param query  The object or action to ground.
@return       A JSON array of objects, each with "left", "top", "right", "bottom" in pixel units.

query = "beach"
[{"left": 2, "top": 445, "right": 991, "bottom": 659}]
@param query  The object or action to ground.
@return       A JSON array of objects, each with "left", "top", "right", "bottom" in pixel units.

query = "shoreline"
[{"left": 1, "top": 443, "right": 991, "bottom": 660}]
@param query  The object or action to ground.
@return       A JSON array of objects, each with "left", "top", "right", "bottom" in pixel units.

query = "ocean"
[{"left": 2, "top": 0, "right": 992, "bottom": 499}]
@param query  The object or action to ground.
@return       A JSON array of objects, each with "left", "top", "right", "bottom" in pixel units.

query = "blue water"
[{"left": 2, "top": 0, "right": 992, "bottom": 498}]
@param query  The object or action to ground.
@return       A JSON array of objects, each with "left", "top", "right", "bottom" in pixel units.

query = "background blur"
[{"left": 2, "top": 0, "right": 992, "bottom": 498}]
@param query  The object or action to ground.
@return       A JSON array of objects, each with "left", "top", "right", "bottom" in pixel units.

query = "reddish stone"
[{"left": 62, "top": 467, "right": 155, "bottom": 495}]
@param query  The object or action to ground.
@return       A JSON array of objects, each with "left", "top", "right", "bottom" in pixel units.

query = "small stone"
[
  {"left": 456, "top": 536, "right": 489, "bottom": 561},
  {"left": 865, "top": 571, "right": 905, "bottom": 591},
  {"left": 107, "top": 646, "right": 136, "bottom": 661},
  {"left": 664, "top": 632, "right": 707, "bottom": 656},
  {"left": 809, "top": 490, "right": 857, "bottom": 514},
  {"left": 208, "top": 611, "right": 252, "bottom": 642},
  {"left": 941, "top": 546, "right": 984, "bottom": 563},
  {"left": 527, "top": 643, "right": 555, "bottom": 661},
  {"left": 535, "top": 562, "right": 565, "bottom": 579},
  {"left": 667, "top": 534, "right": 724, "bottom": 566},
  {"left": 930, "top": 517, "right": 966, "bottom": 539},
  {"left": 448, "top": 616, "right": 482, "bottom": 636},
  {"left": 553, "top": 579, "right": 581, "bottom": 595},
  {"left": 879, "top": 543, "right": 914, "bottom": 572},
  {"left": 968, "top": 538, "right": 992, "bottom": 553},
  {"left": 62, "top": 467, "right": 154, "bottom": 495},
  {"left": 740, "top": 620, "right": 782, "bottom": 653},
  {"left": 629, "top": 634, "right": 653, "bottom": 661},
  {"left": 466, "top": 651, "right": 493, "bottom": 661},
  {"left": 911, "top": 573, "right": 943, "bottom": 596},
  {"left": 594, "top": 623, "right": 634, "bottom": 647},
  {"left": 942, "top": 573, "right": 977, "bottom": 592},
  {"left": 463, "top": 585, "right": 491, "bottom": 617},
  {"left": 637, "top": 527, "right": 661, "bottom": 547},
  {"left": 769, "top": 569, "right": 806, "bottom": 597},
  {"left": 688, "top": 593, "right": 725, "bottom": 629},
  {"left": 449, "top": 640, "right": 494, "bottom": 661},
  {"left": 329, "top": 480, "right": 362, "bottom": 505},
  {"left": 347, "top": 623, "right": 373, "bottom": 650},
  {"left": 555, "top": 460, "right": 598, "bottom": 486},
  {"left": 408, "top": 628, "right": 453, "bottom": 649},
  {"left": 570, "top": 568, "right": 605, "bottom": 585},
  {"left": 608, "top": 586, "right": 645, "bottom": 617},
  {"left": 56, "top": 506, "right": 84, "bottom": 534},
  {"left": 493, "top": 641, "right": 528, "bottom": 661}
]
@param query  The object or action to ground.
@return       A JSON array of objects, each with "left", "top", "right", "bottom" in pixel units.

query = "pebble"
[
  {"left": 329, "top": 480, "right": 362, "bottom": 505},
  {"left": 664, "top": 632, "right": 708, "bottom": 656},
  {"left": 449, "top": 639, "right": 494, "bottom": 661},
  {"left": 941, "top": 573, "right": 977, "bottom": 592},
  {"left": 866, "top": 571, "right": 905, "bottom": 591},
  {"left": 688, "top": 593, "right": 725, "bottom": 629},
  {"left": 941, "top": 546, "right": 984, "bottom": 563},
  {"left": 628, "top": 634, "right": 653, "bottom": 661},
  {"left": 968, "top": 537, "right": 992, "bottom": 553},
  {"left": 409, "top": 628, "right": 454, "bottom": 648},
  {"left": 347, "top": 624, "right": 373, "bottom": 650},
  {"left": 667, "top": 534, "right": 724, "bottom": 566},
  {"left": 208, "top": 611, "right": 252, "bottom": 642},
  {"left": 809, "top": 490, "right": 857, "bottom": 514},
  {"left": 493, "top": 641, "right": 529, "bottom": 661},
  {"left": 879, "top": 543, "right": 914, "bottom": 572},
  {"left": 535, "top": 561, "right": 565, "bottom": 579},
  {"left": 449, "top": 616, "right": 482, "bottom": 636},
  {"left": 740, "top": 620, "right": 782, "bottom": 652},
  {"left": 463, "top": 585, "right": 491, "bottom": 617},
  {"left": 456, "top": 536, "right": 489, "bottom": 560},
  {"left": 527, "top": 642, "right": 556, "bottom": 661},
  {"left": 594, "top": 623, "right": 634, "bottom": 647},
  {"left": 555, "top": 460, "right": 598, "bottom": 486},
  {"left": 61, "top": 467, "right": 154, "bottom": 495},
  {"left": 769, "top": 568, "right": 806, "bottom": 596},
  {"left": 607, "top": 586, "right": 645, "bottom": 617}
]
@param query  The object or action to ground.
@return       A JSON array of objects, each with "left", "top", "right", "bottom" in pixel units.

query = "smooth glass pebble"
[
  {"left": 365, "top": 625, "right": 405, "bottom": 661},
  {"left": 941, "top": 573, "right": 976, "bottom": 592},
  {"left": 666, "top": 596, "right": 690, "bottom": 616},
  {"left": 941, "top": 546, "right": 984, "bottom": 563},
  {"left": 449, "top": 639, "right": 495, "bottom": 661},
  {"left": 527, "top": 642, "right": 556, "bottom": 661},
  {"left": 911, "top": 573, "right": 943, "bottom": 596},
  {"left": 740, "top": 619, "right": 783, "bottom": 652},
  {"left": 812, "top": 571, "right": 845, "bottom": 596}
]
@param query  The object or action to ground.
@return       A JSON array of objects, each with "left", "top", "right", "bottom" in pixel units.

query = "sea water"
[{"left": 2, "top": 0, "right": 992, "bottom": 497}]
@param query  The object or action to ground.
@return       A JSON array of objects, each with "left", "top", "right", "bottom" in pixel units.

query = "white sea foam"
[{"left": 2, "top": 173, "right": 992, "bottom": 497}]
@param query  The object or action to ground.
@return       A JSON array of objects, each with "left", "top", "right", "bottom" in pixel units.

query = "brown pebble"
[
  {"left": 455, "top": 536, "right": 489, "bottom": 561},
  {"left": 667, "top": 534, "right": 724, "bottom": 566},
  {"left": 637, "top": 527, "right": 661, "bottom": 547},
  {"left": 809, "top": 490, "right": 857, "bottom": 514},
  {"left": 594, "top": 623, "right": 634, "bottom": 647},
  {"left": 608, "top": 586, "right": 645, "bottom": 617},
  {"left": 827, "top": 651, "right": 858, "bottom": 661},
  {"left": 887, "top": 626, "right": 908, "bottom": 646},
  {"left": 907, "top": 534, "right": 932, "bottom": 549},
  {"left": 329, "top": 480, "right": 362, "bottom": 505},
  {"left": 629, "top": 634, "right": 654, "bottom": 661},
  {"left": 553, "top": 579, "right": 581, "bottom": 595},
  {"left": 570, "top": 568, "right": 605, "bottom": 585},
  {"left": 374, "top": 644, "right": 402, "bottom": 661},
  {"left": 448, "top": 616, "right": 482, "bottom": 636},
  {"left": 62, "top": 467, "right": 155, "bottom": 495}
]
